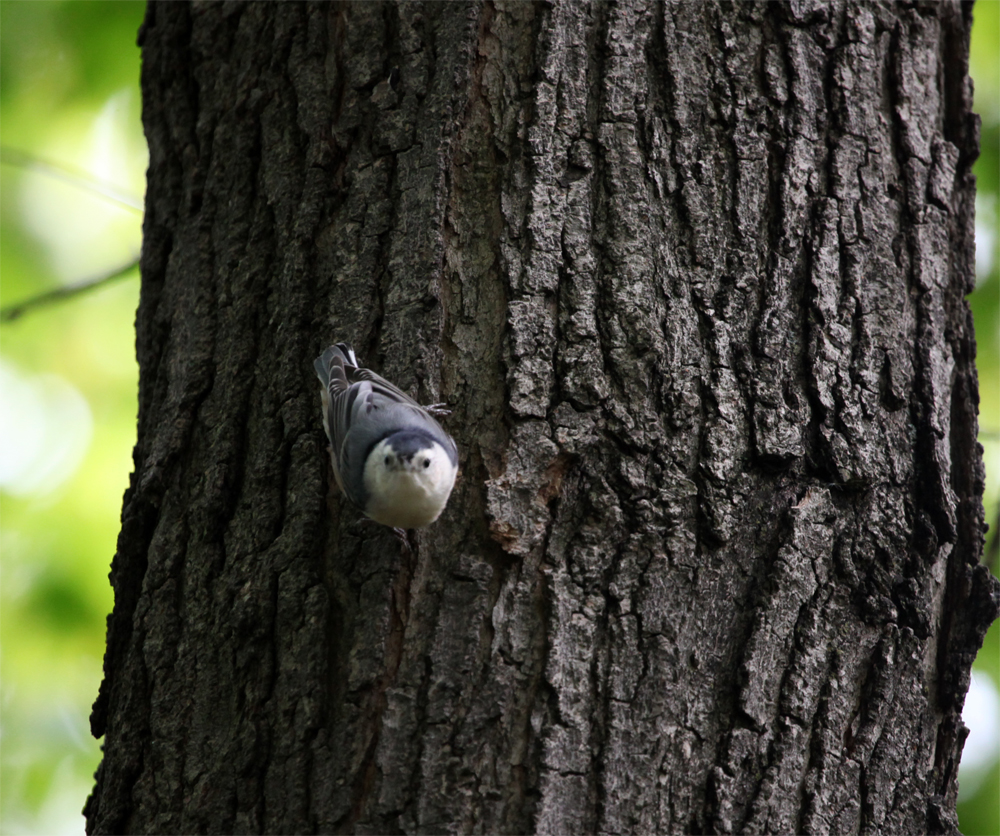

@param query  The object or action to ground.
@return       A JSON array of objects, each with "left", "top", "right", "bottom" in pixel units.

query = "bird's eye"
[
  {"left": 384, "top": 455, "right": 392, "bottom": 465},
  {"left": 423, "top": 458, "right": 431, "bottom": 468}
]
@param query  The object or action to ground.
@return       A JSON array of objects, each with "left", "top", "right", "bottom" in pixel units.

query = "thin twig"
[
  {"left": 0, "top": 259, "right": 140, "bottom": 323},
  {"left": 0, "top": 145, "right": 144, "bottom": 213}
]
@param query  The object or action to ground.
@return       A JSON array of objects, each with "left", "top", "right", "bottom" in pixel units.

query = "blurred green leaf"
[
  {"left": 963, "top": 3, "right": 1000, "bottom": 834},
  {"left": 958, "top": 757, "right": 1000, "bottom": 836},
  {"left": 0, "top": 2, "right": 145, "bottom": 834}
]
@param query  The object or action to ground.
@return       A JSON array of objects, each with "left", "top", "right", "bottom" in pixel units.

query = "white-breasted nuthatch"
[{"left": 314, "top": 343, "right": 458, "bottom": 531}]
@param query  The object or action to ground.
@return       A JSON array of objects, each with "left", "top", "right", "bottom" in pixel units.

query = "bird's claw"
[{"left": 392, "top": 527, "right": 413, "bottom": 552}]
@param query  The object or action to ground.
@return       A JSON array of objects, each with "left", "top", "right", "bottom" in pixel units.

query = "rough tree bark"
[{"left": 85, "top": 1, "right": 998, "bottom": 834}]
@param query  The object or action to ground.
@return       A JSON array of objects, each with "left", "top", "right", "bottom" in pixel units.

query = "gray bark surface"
[{"left": 86, "top": 2, "right": 998, "bottom": 834}]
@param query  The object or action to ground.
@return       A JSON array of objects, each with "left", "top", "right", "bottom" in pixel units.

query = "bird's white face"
[{"left": 363, "top": 438, "right": 458, "bottom": 528}]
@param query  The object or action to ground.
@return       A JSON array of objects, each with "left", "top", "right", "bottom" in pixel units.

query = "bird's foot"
[{"left": 392, "top": 527, "right": 413, "bottom": 552}]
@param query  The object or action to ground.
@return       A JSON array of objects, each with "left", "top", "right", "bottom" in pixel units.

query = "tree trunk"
[{"left": 85, "top": 1, "right": 998, "bottom": 833}]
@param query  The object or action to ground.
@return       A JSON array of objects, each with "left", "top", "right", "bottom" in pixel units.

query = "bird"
[{"left": 313, "top": 343, "right": 458, "bottom": 536}]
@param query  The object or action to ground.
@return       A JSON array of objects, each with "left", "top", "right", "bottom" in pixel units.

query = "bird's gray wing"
[
  {"left": 315, "top": 345, "right": 371, "bottom": 502},
  {"left": 348, "top": 364, "right": 457, "bottom": 461},
  {"left": 351, "top": 367, "right": 424, "bottom": 409},
  {"left": 347, "top": 359, "right": 457, "bottom": 459}
]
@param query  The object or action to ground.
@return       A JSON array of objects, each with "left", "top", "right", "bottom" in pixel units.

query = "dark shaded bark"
[{"left": 86, "top": 1, "right": 998, "bottom": 834}]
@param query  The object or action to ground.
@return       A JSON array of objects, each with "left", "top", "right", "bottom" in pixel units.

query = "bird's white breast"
[{"left": 362, "top": 439, "right": 457, "bottom": 528}]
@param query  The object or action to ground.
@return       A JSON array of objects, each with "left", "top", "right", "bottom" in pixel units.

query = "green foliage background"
[{"left": 0, "top": 3, "right": 996, "bottom": 833}]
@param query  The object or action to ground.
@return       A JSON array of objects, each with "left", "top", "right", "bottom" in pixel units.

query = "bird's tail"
[
  {"left": 314, "top": 343, "right": 357, "bottom": 389},
  {"left": 334, "top": 343, "right": 358, "bottom": 368}
]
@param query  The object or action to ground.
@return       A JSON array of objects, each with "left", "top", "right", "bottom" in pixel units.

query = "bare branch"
[
  {"left": 0, "top": 145, "right": 144, "bottom": 213},
  {"left": 0, "top": 259, "right": 139, "bottom": 323}
]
